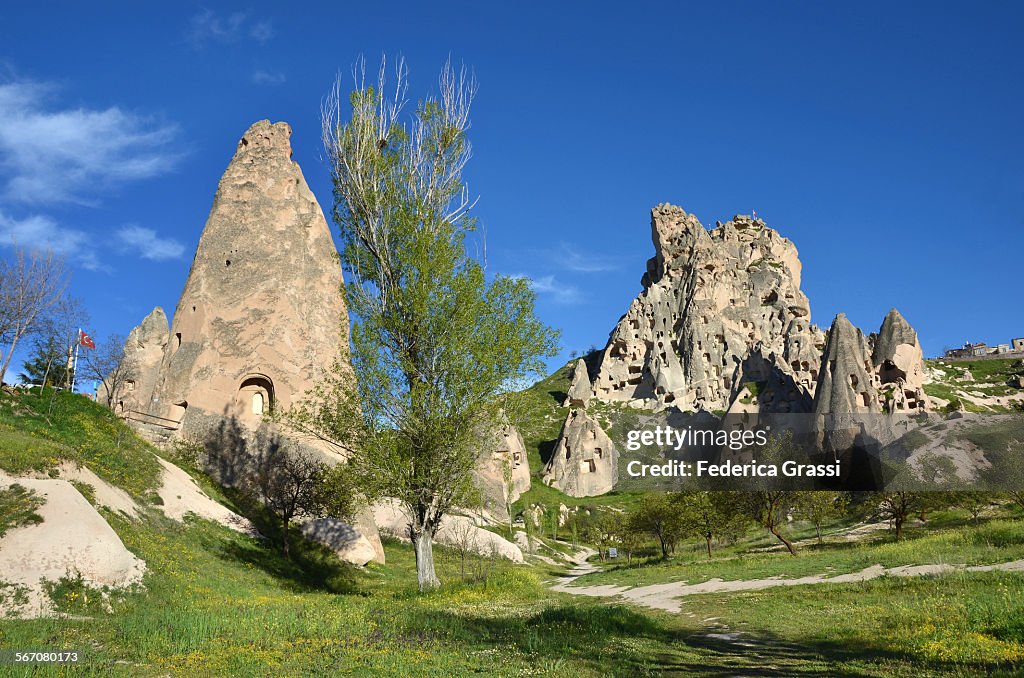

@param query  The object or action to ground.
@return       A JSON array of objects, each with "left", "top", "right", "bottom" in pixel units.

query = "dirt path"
[{"left": 551, "top": 556, "right": 1024, "bottom": 613}]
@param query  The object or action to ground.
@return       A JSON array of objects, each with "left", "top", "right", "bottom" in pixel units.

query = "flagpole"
[{"left": 71, "top": 329, "right": 80, "bottom": 393}]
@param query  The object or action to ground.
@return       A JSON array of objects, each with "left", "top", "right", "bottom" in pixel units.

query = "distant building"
[{"left": 943, "top": 338, "right": 1024, "bottom": 359}]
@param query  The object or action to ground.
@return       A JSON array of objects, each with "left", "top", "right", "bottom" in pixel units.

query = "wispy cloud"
[
  {"left": 0, "top": 210, "right": 101, "bottom": 270},
  {"left": 187, "top": 10, "right": 273, "bottom": 46},
  {"left": 0, "top": 80, "right": 180, "bottom": 205},
  {"left": 116, "top": 225, "right": 185, "bottom": 261},
  {"left": 512, "top": 273, "right": 581, "bottom": 304},
  {"left": 252, "top": 70, "right": 286, "bottom": 86},
  {"left": 540, "top": 242, "right": 622, "bottom": 274}
]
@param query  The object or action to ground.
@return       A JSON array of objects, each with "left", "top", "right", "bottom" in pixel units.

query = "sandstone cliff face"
[
  {"left": 813, "top": 313, "right": 879, "bottom": 416},
  {"left": 593, "top": 204, "right": 823, "bottom": 412},
  {"left": 871, "top": 308, "right": 928, "bottom": 412},
  {"left": 813, "top": 309, "right": 929, "bottom": 417},
  {"left": 118, "top": 307, "right": 169, "bottom": 414},
  {"left": 541, "top": 409, "right": 618, "bottom": 497},
  {"left": 563, "top": 359, "right": 593, "bottom": 408},
  {"left": 473, "top": 421, "right": 531, "bottom": 522},
  {"left": 146, "top": 120, "right": 348, "bottom": 440}
]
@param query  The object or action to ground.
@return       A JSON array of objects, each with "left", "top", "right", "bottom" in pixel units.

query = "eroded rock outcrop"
[
  {"left": 473, "top": 419, "right": 531, "bottom": 522},
  {"left": 814, "top": 313, "right": 879, "bottom": 416},
  {"left": 542, "top": 409, "right": 618, "bottom": 497},
  {"left": 146, "top": 120, "right": 349, "bottom": 444},
  {"left": 114, "top": 307, "right": 169, "bottom": 415},
  {"left": 871, "top": 308, "right": 928, "bottom": 412},
  {"left": 593, "top": 205, "right": 823, "bottom": 412},
  {"left": 563, "top": 359, "right": 593, "bottom": 408},
  {"left": 0, "top": 471, "right": 146, "bottom": 618}
]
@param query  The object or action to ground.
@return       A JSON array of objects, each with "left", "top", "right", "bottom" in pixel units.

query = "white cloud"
[
  {"left": 512, "top": 273, "right": 581, "bottom": 304},
  {"left": 0, "top": 80, "right": 180, "bottom": 204},
  {"left": 554, "top": 242, "right": 621, "bottom": 273},
  {"left": 187, "top": 10, "right": 273, "bottom": 46},
  {"left": 0, "top": 210, "right": 101, "bottom": 270},
  {"left": 116, "top": 225, "right": 185, "bottom": 261},
  {"left": 252, "top": 70, "right": 286, "bottom": 86}
]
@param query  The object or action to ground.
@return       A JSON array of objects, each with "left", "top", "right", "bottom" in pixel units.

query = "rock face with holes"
[
  {"left": 542, "top": 409, "right": 618, "bottom": 497},
  {"left": 114, "top": 306, "right": 169, "bottom": 415},
  {"left": 592, "top": 204, "right": 824, "bottom": 413},
  {"left": 144, "top": 120, "right": 348, "bottom": 443},
  {"left": 813, "top": 313, "right": 879, "bottom": 416},
  {"left": 870, "top": 308, "right": 929, "bottom": 413},
  {"left": 473, "top": 418, "right": 531, "bottom": 522}
]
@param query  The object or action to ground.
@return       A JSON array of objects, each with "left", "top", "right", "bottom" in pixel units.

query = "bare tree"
[
  {"left": 19, "top": 296, "right": 90, "bottom": 388},
  {"left": 249, "top": 444, "right": 331, "bottom": 559},
  {"left": 84, "top": 334, "right": 137, "bottom": 409},
  {"left": 445, "top": 519, "right": 479, "bottom": 580},
  {"left": 0, "top": 246, "right": 68, "bottom": 385}
]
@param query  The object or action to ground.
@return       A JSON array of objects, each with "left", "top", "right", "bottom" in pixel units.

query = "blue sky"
[{"left": 1, "top": 2, "right": 1022, "bottom": 385}]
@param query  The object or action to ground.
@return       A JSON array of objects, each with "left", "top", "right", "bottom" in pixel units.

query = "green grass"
[
  {"left": 3, "top": 369, "right": 1024, "bottom": 675},
  {"left": 662, "top": 570, "right": 1024, "bottom": 675},
  {"left": 0, "top": 483, "right": 44, "bottom": 538},
  {"left": 576, "top": 512, "right": 1024, "bottom": 588},
  {"left": 0, "top": 389, "right": 162, "bottom": 498}
]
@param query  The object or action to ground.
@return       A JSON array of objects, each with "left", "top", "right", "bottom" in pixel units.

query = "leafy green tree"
[
  {"left": 795, "top": 492, "right": 849, "bottom": 544},
  {"left": 675, "top": 491, "right": 747, "bottom": 558},
  {"left": 290, "top": 57, "right": 557, "bottom": 590},
  {"left": 628, "top": 493, "right": 688, "bottom": 559}
]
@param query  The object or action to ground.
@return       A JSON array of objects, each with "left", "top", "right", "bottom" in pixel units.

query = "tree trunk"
[
  {"left": 282, "top": 518, "right": 291, "bottom": 559},
  {"left": 411, "top": 528, "right": 441, "bottom": 591},
  {"left": 0, "top": 335, "right": 21, "bottom": 385},
  {"left": 815, "top": 523, "right": 823, "bottom": 545},
  {"left": 894, "top": 515, "right": 904, "bottom": 540},
  {"left": 705, "top": 533, "right": 713, "bottom": 559},
  {"left": 770, "top": 526, "right": 797, "bottom": 556}
]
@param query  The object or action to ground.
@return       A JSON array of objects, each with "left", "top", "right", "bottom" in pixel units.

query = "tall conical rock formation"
[
  {"left": 593, "top": 204, "right": 823, "bottom": 412},
  {"left": 813, "top": 313, "right": 879, "bottom": 416},
  {"left": 147, "top": 120, "right": 348, "bottom": 441},
  {"left": 542, "top": 409, "right": 618, "bottom": 497},
  {"left": 871, "top": 308, "right": 928, "bottom": 411},
  {"left": 563, "top": 359, "right": 593, "bottom": 408}
]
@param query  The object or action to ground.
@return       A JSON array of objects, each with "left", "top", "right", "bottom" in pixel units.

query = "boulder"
[
  {"left": 541, "top": 409, "right": 618, "bottom": 497},
  {"left": 371, "top": 499, "right": 524, "bottom": 563},
  {"left": 301, "top": 510, "right": 384, "bottom": 566}
]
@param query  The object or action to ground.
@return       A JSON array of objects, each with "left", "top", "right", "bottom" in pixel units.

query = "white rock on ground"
[
  {"left": 301, "top": 508, "right": 385, "bottom": 567},
  {"left": 372, "top": 499, "right": 524, "bottom": 563},
  {"left": 154, "top": 457, "right": 258, "bottom": 536},
  {"left": 0, "top": 470, "right": 146, "bottom": 618},
  {"left": 56, "top": 461, "right": 141, "bottom": 519}
]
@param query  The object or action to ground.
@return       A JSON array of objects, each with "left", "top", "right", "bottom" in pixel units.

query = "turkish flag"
[{"left": 79, "top": 331, "right": 96, "bottom": 349}]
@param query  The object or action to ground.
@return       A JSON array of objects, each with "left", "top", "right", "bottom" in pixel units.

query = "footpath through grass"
[{"left": 576, "top": 513, "right": 1024, "bottom": 588}]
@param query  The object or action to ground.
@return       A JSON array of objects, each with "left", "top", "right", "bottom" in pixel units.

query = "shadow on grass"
[
  {"left": 416, "top": 601, "right": 969, "bottom": 676},
  {"left": 198, "top": 488, "right": 364, "bottom": 596}
]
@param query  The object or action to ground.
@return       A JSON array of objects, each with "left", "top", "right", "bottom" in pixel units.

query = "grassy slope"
[
  {"left": 925, "top": 358, "right": 1024, "bottom": 413},
  {"left": 2, "top": 388, "right": 1024, "bottom": 674}
]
